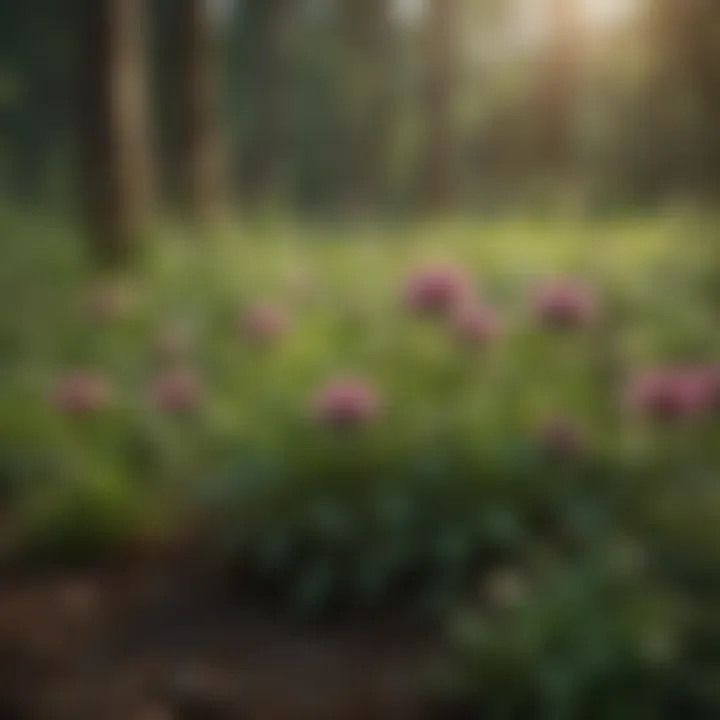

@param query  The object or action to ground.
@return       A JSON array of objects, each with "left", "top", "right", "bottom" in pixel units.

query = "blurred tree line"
[{"left": 0, "top": 0, "right": 719, "bottom": 255}]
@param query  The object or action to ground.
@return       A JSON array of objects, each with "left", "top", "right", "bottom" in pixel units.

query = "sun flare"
[
  {"left": 508, "top": 0, "right": 641, "bottom": 52},
  {"left": 580, "top": 0, "right": 639, "bottom": 28}
]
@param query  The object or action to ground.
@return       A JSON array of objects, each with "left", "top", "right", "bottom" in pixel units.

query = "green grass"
[
  {"left": 4, "top": 212, "right": 720, "bottom": 711},
  {"left": 0, "top": 212, "right": 719, "bottom": 593}
]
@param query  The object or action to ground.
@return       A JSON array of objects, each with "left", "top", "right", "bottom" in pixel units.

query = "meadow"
[{"left": 3, "top": 212, "right": 720, "bottom": 716}]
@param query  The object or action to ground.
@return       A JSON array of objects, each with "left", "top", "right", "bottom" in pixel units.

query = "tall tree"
[
  {"left": 422, "top": 0, "right": 461, "bottom": 211},
  {"left": 339, "top": 0, "right": 394, "bottom": 212},
  {"left": 537, "top": 0, "right": 584, "bottom": 182},
  {"left": 649, "top": 0, "right": 720, "bottom": 196},
  {"left": 234, "top": 0, "right": 295, "bottom": 206},
  {"left": 0, "top": 1, "right": 73, "bottom": 204},
  {"left": 174, "top": 0, "right": 227, "bottom": 224},
  {"left": 76, "top": 0, "right": 154, "bottom": 266}
]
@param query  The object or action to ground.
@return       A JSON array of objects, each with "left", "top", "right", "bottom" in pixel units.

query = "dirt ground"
[{"left": 0, "top": 559, "right": 445, "bottom": 720}]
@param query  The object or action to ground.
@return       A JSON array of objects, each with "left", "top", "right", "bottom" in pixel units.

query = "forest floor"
[{"left": 0, "top": 560, "right": 443, "bottom": 720}]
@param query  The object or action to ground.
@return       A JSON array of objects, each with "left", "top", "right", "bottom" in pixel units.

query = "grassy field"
[
  {"left": 1, "top": 212, "right": 719, "bottom": 552},
  {"left": 2, "top": 212, "right": 720, "bottom": 714}
]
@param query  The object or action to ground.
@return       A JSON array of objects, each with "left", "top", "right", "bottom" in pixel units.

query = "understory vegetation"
[{"left": 3, "top": 213, "right": 720, "bottom": 716}]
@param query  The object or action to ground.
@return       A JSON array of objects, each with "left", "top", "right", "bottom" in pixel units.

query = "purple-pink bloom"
[
  {"left": 701, "top": 366, "right": 720, "bottom": 413},
  {"left": 673, "top": 366, "right": 715, "bottom": 415},
  {"left": 152, "top": 369, "right": 203, "bottom": 414},
  {"left": 451, "top": 303, "right": 501, "bottom": 347},
  {"left": 532, "top": 279, "right": 599, "bottom": 330},
  {"left": 682, "top": 365, "right": 720, "bottom": 415},
  {"left": 238, "top": 303, "right": 289, "bottom": 345},
  {"left": 625, "top": 368, "right": 705, "bottom": 422},
  {"left": 404, "top": 265, "right": 472, "bottom": 316},
  {"left": 52, "top": 372, "right": 112, "bottom": 416},
  {"left": 312, "top": 378, "right": 381, "bottom": 430}
]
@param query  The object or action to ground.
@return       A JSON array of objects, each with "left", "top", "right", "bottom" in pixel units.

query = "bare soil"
[{"left": 0, "top": 559, "right": 444, "bottom": 720}]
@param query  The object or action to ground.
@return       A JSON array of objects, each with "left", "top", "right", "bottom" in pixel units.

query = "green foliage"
[
  {"left": 2, "top": 216, "right": 718, "bottom": 583},
  {"left": 1, "top": 216, "right": 720, "bottom": 710},
  {"left": 433, "top": 526, "right": 720, "bottom": 719},
  {"left": 434, "top": 549, "right": 684, "bottom": 719}
]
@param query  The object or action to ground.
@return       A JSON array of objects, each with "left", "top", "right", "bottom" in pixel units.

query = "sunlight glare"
[
  {"left": 580, "top": 0, "right": 639, "bottom": 28},
  {"left": 512, "top": 0, "right": 640, "bottom": 51}
]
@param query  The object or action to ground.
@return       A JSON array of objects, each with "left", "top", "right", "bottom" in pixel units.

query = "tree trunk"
[
  {"left": 664, "top": 0, "right": 720, "bottom": 196},
  {"left": 77, "top": 0, "right": 154, "bottom": 266},
  {"left": 242, "top": 0, "right": 294, "bottom": 206},
  {"left": 538, "top": 0, "right": 583, "bottom": 179},
  {"left": 422, "top": 0, "right": 460, "bottom": 212},
  {"left": 339, "top": 0, "right": 394, "bottom": 213},
  {"left": 645, "top": 0, "right": 720, "bottom": 198},
  {"left": 175, "top": 0, "right": 227, "bottom": 224}
]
